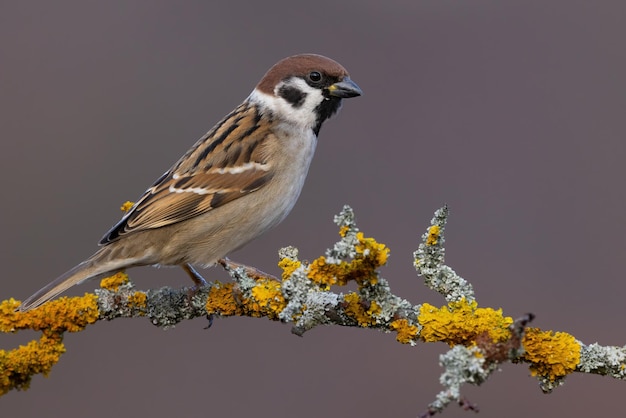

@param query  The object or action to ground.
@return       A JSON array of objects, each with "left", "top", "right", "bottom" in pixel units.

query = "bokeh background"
[{"left": 2, "top": 1, "right": 625, "bottom": 417}]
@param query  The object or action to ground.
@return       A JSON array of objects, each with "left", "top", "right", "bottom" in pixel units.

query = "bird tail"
[{"left": 17, "top": 249, "right": 132, "bottom": 312}]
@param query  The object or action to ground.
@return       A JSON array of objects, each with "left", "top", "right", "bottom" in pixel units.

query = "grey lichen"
[
  {"left": 327, "top": 204, "right": 360, "bottom": 262},
  {"left": 413, "top": 206, "right": 474, "bottom": 303},
  {"left": 277, "top": 207, "right": 415, "bottom": 336},
  {"left": 536, "top": 374, "right": 567, "bottom": 394},
  {"left": 578, "top": 343, "right": 626, "bottom": 378},
  {"left": 423, "top": 345, "right": 495, "bottom": 416},
  {"left": 96, "top": 281, "right": 209, "bottom": 329},
  {"left": 277, "top": 247, "right": 335, "bottom": 330}
]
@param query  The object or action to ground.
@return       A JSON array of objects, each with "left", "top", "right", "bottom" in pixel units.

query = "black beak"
[{"left": 328, "top": 77, "right": 362, "bottom": 98}]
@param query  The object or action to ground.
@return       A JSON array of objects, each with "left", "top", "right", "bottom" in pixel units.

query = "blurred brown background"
[{"left": 1, "top": 1, "right": 625, "bottom": 417}]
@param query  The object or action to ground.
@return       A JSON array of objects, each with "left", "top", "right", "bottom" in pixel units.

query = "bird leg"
[
  {"left": 181, "top": 263, "right": 211, "bottom": 308},
  {"left": 217, "top": 257, "right": 277, "bottom": 281},
  {"left": 181, "top": 263, "right": 208, "bottom": 287}
]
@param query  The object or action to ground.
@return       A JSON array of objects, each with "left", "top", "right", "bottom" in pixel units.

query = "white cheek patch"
[{"left": 249, "top": 80, "right": 324, "bottom": 131}]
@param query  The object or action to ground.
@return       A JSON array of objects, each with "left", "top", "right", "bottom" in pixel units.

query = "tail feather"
[{"left": 18, "top": 250, "right": 132, "bottom": 312}]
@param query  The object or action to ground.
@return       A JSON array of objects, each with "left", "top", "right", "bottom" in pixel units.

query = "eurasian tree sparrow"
[{"left": 18, "top": 54, "right": 362, "bottom": 311}]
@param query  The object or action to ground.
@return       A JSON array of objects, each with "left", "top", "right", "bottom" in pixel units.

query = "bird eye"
[{"left": 308, "top": 71, "right": 322, "bottom": 83}]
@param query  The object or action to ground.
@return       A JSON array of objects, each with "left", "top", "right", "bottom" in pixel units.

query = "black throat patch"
[{"left": 313, "top": 97, "right": 342, "bottom": 136}]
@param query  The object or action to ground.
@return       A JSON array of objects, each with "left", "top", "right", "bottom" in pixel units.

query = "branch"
[{"left": 1, "top": 205, "right": 624, "bottom": 415}]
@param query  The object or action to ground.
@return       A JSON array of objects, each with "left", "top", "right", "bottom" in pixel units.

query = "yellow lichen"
[
  {"left": 205, "top": 283, "right": 239, "bottom": 316},
  {"left": 127, "top": 292, "right": 147, "bottom": 310},
  {"left": 522, "top": 328, "right": 581, "bottom": 381},
  {"left": 1, "top": 296, "right": 99, "bottom": 334},
  {"left": 0, "top": 295, "right": 99, "bottom": 395},
  {"left": 339, "top": 225, "right": 350, "bottom": 237},
  {"left": 367, "top": 300, "right": 381, "bottom": 317},
  {"left": 418, "top": 299, "right": 513, "bottom": 345},
  {"left": 307, "top": 256, "right": 342, "bottom": 289},
  {"left": 306, "top": 233, "right": 389, "bottom": 289},
  {"left": 100, "top": 272, "right": 129, "bottom": 291},
  {"left": 426, "top": 225, "right": 440, "bottom": 246},
  {"left": 0, "top": 334, "right": 66, "bottom": 395},
  {"left": 343, "top": 293, "right": 378, "bottom": 327},
  {"left": 390, "top": 319, "right": 419, "bottom": 344},
  {"left": 278, "top": 258, "right": 302, "bottom": 281},
  {"left": 206, "top": 280, "right": 286, "bottom": 319},
  {"left": 120, "top": 201, "right": 134, "bottom": 212},
  {"left": 355, "top": 232, "right": 389, "bottom": 269},
  {"left": 250, "top": 279, "right": 286, "bottom": 316}
]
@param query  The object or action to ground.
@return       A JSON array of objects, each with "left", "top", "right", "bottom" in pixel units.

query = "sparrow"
[{"left": 18, "top": 53, "right": 362, "bottom": 312}]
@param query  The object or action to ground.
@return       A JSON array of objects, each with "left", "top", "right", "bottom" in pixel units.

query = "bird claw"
[{"left": 204, "top": 314, "right": 214, "bottom": 329}]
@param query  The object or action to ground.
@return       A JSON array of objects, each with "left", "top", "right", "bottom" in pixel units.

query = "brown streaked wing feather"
[
  {"left": 124, "top": 168, "right": 274, "bottom": 231},
  {"left": 100, "top": 101, "right": 275, "bottom": 244}
]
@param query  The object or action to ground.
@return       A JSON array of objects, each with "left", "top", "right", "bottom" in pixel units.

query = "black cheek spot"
[{"left": 278, "top": 85, "right": 307, "bottom": 108}]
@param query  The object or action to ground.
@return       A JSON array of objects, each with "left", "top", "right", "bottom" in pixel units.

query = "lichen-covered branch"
[
  {"left": 1, "top": 205, "right": 625, "bottom": 415},
  {"left": 413, "top": 205, "right": 475, "bottom": 303}
]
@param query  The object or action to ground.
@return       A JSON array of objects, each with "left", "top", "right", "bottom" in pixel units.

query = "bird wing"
[{"left": 100, "top": 102, "right": 274, "bottom": 244}]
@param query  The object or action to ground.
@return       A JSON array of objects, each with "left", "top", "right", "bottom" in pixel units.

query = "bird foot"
[
  {"left": 217, "top": 257, "right": 277, "bottom": 281},
  {"left": 181, "top": 263, "right": 210, "bottom": 305}
]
